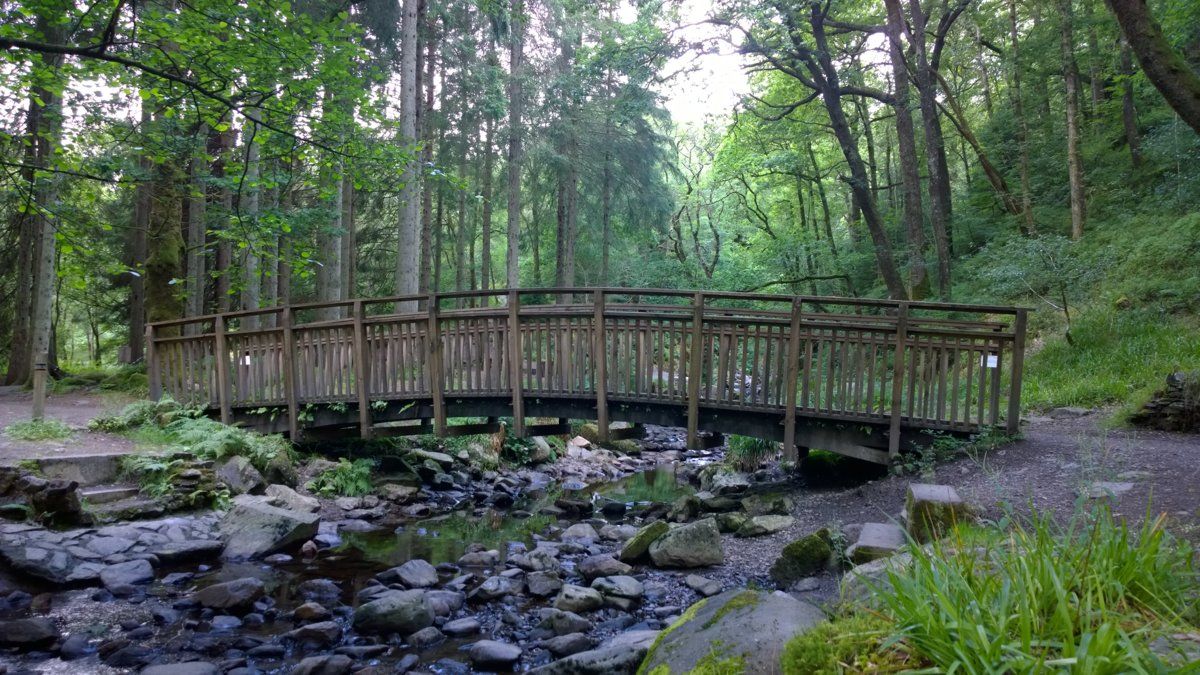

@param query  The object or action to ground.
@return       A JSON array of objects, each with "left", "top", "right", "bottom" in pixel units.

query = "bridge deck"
[{"left": 146, "top": 288, "right": 1027, "bottom": 464}]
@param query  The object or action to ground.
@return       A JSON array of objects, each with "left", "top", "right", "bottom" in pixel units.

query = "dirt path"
[
  {"left": 722, "top": 410, "right": 1200, "bottom": 595},
  {"left": 0, "top": 387, "right": 139, "bottom": 462}
]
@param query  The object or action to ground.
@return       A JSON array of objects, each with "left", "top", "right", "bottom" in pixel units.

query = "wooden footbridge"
[{"left": 146, "top": 288, "right": 1027, "bottom": 464}]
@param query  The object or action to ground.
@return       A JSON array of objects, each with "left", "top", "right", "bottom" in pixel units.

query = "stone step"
[
  {"left": 846, "top": 522, "right": 906, "bottom": 565},
  {"left": 25, "top": 453, "right": 129, "bottom": 487},
  {"left": 81, "top": 486, "right": 140, "bottom": 505}
]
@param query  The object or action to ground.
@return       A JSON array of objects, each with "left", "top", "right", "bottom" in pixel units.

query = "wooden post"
[
  {"left": 507, "top": 290, "right": 526, "bottom": 437},
  {"left": 782, "top": 296, "right": 803, "bottom": 461},
  {"left": 427, "top": 294, "right": 446, "bottom": 436},
  {"left": 686, "top": 291, "right": 704, "bottom": 450},
  {"left": 31, "top": 351, "right": 48, "bottom": 421},
  {"left": 592, "top": 290, "right": 609, "bottom": 443},
  {"left": 888, "top": 302, "right": 910, "bottom": 459},
  {"left": 214, "top": 314, "right": 232, "bottom": 425},
  {"left": 353, "top": 300, "right": 372, "bottom": 439},
  {"left": 280, "top": 307, "right": 300, "bottom": 440},
  {"left": 145, "top": 324, "right": 161, "bottom": 401},
  {"left": 1006, "top": 309, "right": 1027, "bottom": 436}
]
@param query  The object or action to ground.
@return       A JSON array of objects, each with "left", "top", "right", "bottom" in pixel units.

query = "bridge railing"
[{"left": 147, "top": 287, "right": 1027, "bottom": 460}]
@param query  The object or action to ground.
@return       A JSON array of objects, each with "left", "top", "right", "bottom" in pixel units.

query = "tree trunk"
[
  {"left": 1106, "top": 0, "right": 1200, "bottom": 134},
  {"left": 1060, "top": 0, "right": 1087, "bottom": 240},
  {"left": 395, "top": 0, "right": 422, "bottom": 310},
  {"left": 601, "top": 148, "right": 613, "bottom": 284},
  {"left": 1119, "top": 40, "right": 1143, "bottom": 166},
  {"left": 505, "top": 0, "right": 525, "bottom": 289},
  {"left": 212, "top": 126, "right": 234, "bottom": 313},
  {"left": 185, "top": 124, "right": 207, "bottom": 326},
  {"left": 884, "top": 0, "right": 930, "bottom": 299},
  {"left": 480, "top": 115, "right": 495, "bottom": 292},
  {"left": 128, "top": 107, "right": 152, "bottom": 360},
  {"left": 419, "top": 10, "right": 439, "bottom": 294},
  {"left": 341, "top": 176, "right": 355, "bottom": 298},
  {"left": 239, "top": 114, "right": 261, "bottom": 328},
  {"left": 1009, "top": 0, "right": 1037, "bottom": 235}
]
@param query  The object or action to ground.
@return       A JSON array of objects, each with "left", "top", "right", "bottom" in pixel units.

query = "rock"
[
  {"left": 695, "top": 491, "right": 741, "bottom": 513},
  {"left": 470, "top": 575, "right": 522, "bottom": 601},
  {"left": 265, "top": 484, "right": 319, "bottom": 513},
  {"left": 443, "top": 617, "right": 481, "bottom": 636},
  {"left": 219, "top": 500, "right": 320, "bottom": 559},
  {"left": 141, "top": 663, "right": 220, "bottom": 675},
  {"left": 769, "top": 529, "right": 834, "bottom": 587},
  {"left": 667, "top": 494, "right": 701, "bottom": 522},
  {"left": 262, "top": 452, "right": 298, "bottom": 486},
  {"left": 457, "top": 549, "right": 500, "bottom": 567},
  {"left": 790, "top": 577, "right": 821, "bottom": 593},
  {"left": 640, "top": 589, "right": 824, "bottom": 674},
  {"left": 736, "top": 514, "right": 795, "bottom": 537},
  {"left": 591, "top": 575, "right": 643, "bottom": 599},
  {"left": 529, "top": 629, "right": 658, "bottom": 675},
  {"left": 560, "top": 522, "right": 600, "bottom": 544},
  {"left": 846, "top": 522, "right": 906, "bottom": 564},
  {"left": 215, "top": 456, "right": 265, "bottom": 495},
  {"left": 577, "top": 423, "right": 602, "bottom": 445},
  {"left": 542, "top": 632, "right": 594, "bottom": 657},
  {"left": 409, "top": 448, "right": 455, "bottom": 468},
  {"left": 703, "top": 468, "right": 751, "bottom": 496},
  {"left": 1129, "top": 371, "right": 1200, "bottom": 432},
  {"left": 293, "top": 602, "right": 331, "bottom": 622},
  {"left": 741, "top": 493, "right": 793, "bottom": 516},
  {"left": 26, "top": 478, "right": 89, "bottom": 527},
  {"left": 618, "top": 520, "right": 669, "bottom": 563},
  {"left": 1083, "top": 481, "right": 1136, "bottom": 499},
  {"left": 87, "top": 536, "right": 136, "bottom": 556},
  {"left": 527, "top": 571, "right": 564, "bottom": 596},
  {"left": 684, "top": 574, "right": 721, "bottom": 597},
  {"left": 578, "top": 554, "right": 632, "bottom": 580},
  {"left": 714, "top": 511, "right": 749, "bottom": 533},
  {"left": 379, "top": 483, "right": 420, "bottom": 503},
  {"left": 468, "top": 640, "right": 522, "bottom": 670},
  {"left": 648, "top": 518, "right": 723, "bottom": 568},
  {"left": 530, "top": 436, "right": 554, "bottom": 463},
  {"left": 0, "top": 617, "right": 59, "bottom": 649},
  {"left": 539, "top": 608, "right": 593, "bottom": 635},
  {"left": 392, "top": 559, "right": 439, "bottom": 588},
  {"left": 100, "top": 559, "right": 154, "bottom": 590},
  {"left": 554, "top": 584, "right": 605, "bottom": 613},
  {"left": 905, "top": 484, "right": 972, "bottom": 543},
  {"left": 840, "top": 552, "right": 913, "bottom": 603},
  {"left": 194, "top": 578, "right": 265, "bottom": 613},
  {"left": 513, "top": 547, "right": 560, "bottom": 573},
  {"left": 599, "top": 524, "right": 637, "bottom": 541},
  {"left": 290, "top": 654, "right": 353, "bottom": 675},
  {"left": 60, "top": 632, "right": 92, "bottom": 660},
  {"left": 151, "top": 540, "right": 225, "bottom": 565},
  {"left": 334, "top": 496, "right": 362, "bottom": 511},
  {"left": 1049, "top": 406, "right": 1091, "bottom": 419},
  {"left": 353, "top": 589, "right": 434, "bottom": 635},
  {"left": 408, "top": 625, "right": 445, "bottom": 650},
  {"left": 287, "top": 620, "right": 342, "bottom": 646}
]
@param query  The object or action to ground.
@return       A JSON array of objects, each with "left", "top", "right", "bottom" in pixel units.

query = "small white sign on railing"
[{"left": 981, "top": 353, "right": 998, "bottom": 368}]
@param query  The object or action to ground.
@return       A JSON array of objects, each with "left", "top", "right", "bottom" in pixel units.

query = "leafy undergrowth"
[
  {"left": 306, "top": 458, "right": 375, "bottom": 497},
  {"left": 3, "top": 418, "right": 73, "bottom": 441},
  {"left": 48, "top": 365, "right": 149, "bottom": 397},
  {"left": 1022, "top": 307, "right": 1200, "bottom": 415},
  {"left": 787, "top": 506, "right": 1200, "bottom": 674}
]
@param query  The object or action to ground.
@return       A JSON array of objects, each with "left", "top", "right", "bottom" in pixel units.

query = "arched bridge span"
[{"left": 146, "top": 288, "right": 1028, "bottom": 464}]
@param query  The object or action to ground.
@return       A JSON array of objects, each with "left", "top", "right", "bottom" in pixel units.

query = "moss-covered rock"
[
  {"left": 667, "top": 494, "right": 701, "bottom": 522},
  {"left": 769, "top": 529, "right": 833, "bottom": 588},
  {"left": 619, "top": 520, "right": 670, "bottom": 563},
  {"left": 714, "top": 512, "right": 749, "bottom": 533}
]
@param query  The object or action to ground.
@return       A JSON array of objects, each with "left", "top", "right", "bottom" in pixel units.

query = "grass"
[
  {"left": 828, "top": 506, "right": 1200, "bottom": 674},
  {"left": 725, "top": 435, "right": 777, "bottom": 471},
  {"left": 3, "top": 418, "right": 73, "bottom": 441},
  {"left": 781, "top": 613, "right": 913, "bottom": 674},
  {"left": 1022, "top": 307, "right": 1200, "bottom": 413}
]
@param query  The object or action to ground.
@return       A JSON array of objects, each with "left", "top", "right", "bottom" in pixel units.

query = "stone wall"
[{"left": 1129, "top": 371, "right": 1200, "bottom": 432}]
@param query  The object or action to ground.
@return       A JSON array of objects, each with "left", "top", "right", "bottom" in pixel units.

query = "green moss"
[
  {"left": 689, "top": 646, "right": 745, "bottom": 675},
  {"left": 770, "top": 529, "right": 833, "bottom": 587},
  {"left": 780, "top": 613, "right": 913, "bottom": 674},
  {"left": 702, "top": 591, "right": 760, "bottom": 630},
  {"left": 637, "top": 597, "right": 709, "bottom": 675}
]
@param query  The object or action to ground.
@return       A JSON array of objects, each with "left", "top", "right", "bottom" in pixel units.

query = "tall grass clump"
[
  {"left": 877, "top": 508, "right": 1197, "bottom": 673},
  {"left": 3, "top": 418, "right": 73, "bottom": 441},
  {"left": 725, "top": 435, "right": 777, "bottom": 471}
]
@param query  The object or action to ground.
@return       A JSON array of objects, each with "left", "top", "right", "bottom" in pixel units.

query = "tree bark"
[
  {"left": 1009, "top": 0, "right": 1037, "bottom": 235},
  {"left": 1060, "top": 0, "right": 1087, "bottom": 240},
  {"left": 396, "top": 0, "right": 422, "bottom": 310},
  {"left": 419, "top": 9, "right": 438, "bottom": 294},
  {"left": 884, "top": 0, "right": 930, "bottom": 299},
  {"left": 1104, "top": 0, "right": 1200, "bottom": 134},
  {"left": 185, "top": 124, "right": 207, "bottom": 326},
  {"left": 480, "top": 115, "right": 495, "bottom": 291},
  {"left": 239, "top": 113, "right": 261, "bottom": 328},
  {"left": 1119, "top": 40, "right": 1143, "bottom": 166},
  {"left": 128, "top": 107, "right": 151, "bottom": 360},
  {"left": 505, "top": 0, "right": 525, "bottom": 289}
]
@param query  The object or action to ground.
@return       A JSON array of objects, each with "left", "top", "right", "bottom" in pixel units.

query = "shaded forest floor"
[{"left": 0, "top": 388, "right": 137, "bottom": 461}]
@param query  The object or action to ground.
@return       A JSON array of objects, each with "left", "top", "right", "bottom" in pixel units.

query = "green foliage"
[
  {"left": 891, "top": 428, "right": 1014, "bottom": 476},
  {"left": 119, "top": 453, "right": 187, "bottom": 498},
  {"left": 876, "top": 508, "right": 1198, "bottom": 673},
  {"left": 306, "top": 458, "right": 375, "bottom": 497},
  {"left": 3, "top": 418, "right": 72, "bottom": 441},
  {"left": 780, "top": 613, "right": 913, "bottom": 674},
  {"left": 724, "top": 435, "right": 776, "bottom": 471},
  {"left": 89, "top": 398, "right": 195, "bottom": 433},
  {"left": 1022, "top": 308, "right": 1200, "bottom": 411}
]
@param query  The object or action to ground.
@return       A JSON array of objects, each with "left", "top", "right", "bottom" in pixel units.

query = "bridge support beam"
[
  {"left": 507, "top": 291, "right": 526, "bottom": 437},
  {"left": 685, "top": 291, "right": 704, "bottom": 450}
]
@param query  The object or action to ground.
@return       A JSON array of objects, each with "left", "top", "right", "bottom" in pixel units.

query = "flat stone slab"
[
  {"left": 846, "top": 522, "right": 906, "bottom": 565},
  {"left": 905, "top": 483, "right": 972, "bottom": 543},
  {"left": 1083, "top": 482, "right": 1135, "bottom": 499}
]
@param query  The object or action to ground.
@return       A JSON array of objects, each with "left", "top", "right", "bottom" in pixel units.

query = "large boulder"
[
  {"left": 554, "top": 584, "right": 604, "bottom": 613},
  {"left": 194, "top": 577, "right": 265, "bottom": 613},
  {"left": 529, "top": 629, "right": 658, "bottom": 675},
  {"left": 639, "top": 589, "right": 825, "bottom": 674},
  {"left": 0, "top": 617, "right": 60, "bottom": 649},
  {"left": 468, "top": 640, "right": 523, "bottom": 670},
  {"left": 769, "top": 529, "right": 833, "bottom": 587},
  {"left": 100, "top": 559, "right": 154, "bottom": 590},
  {"left": 618, "top": 520, "right": 669, "bottom": 564},
  {"left": 215, "top": 456, "right": 265, "bottom": 495},
  {"left": 219, "top": 499, "right": 319, "bottom": 559},
  {"left": 353, "top": 589, "right": 434, "bottom": 635},
  {"left": 741, "top": 493, "right": 793, "bottom": 516},
  {"left": 700, "top": 467, "right": 751, "bottom": 496},
  {"left": 264, "top": 484, "right": 319, "bottom": 513},
  {"left": 648, "top": 518, "right": 723, "bottom": 568}
]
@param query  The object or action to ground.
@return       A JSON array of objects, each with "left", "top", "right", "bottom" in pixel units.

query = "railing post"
[
  {"left": 427, "top": 294, "right": 446, "bottom": 436},
  {"left": 145, "top": 324, "right": 161, "bottom": 401},
  {"left": 214, "top": 314, "right": 232, "bottom": 425},
  {"left": 1006, "top": 309, "right": 1027, "bottom": 436},
  {"left": 592, "top": 290, "right": 609, "bottom": 443},
  {"left": 353, "top": 300, "right": 372, "bottom": 439},
  {"left": 31, "top": 351, "right": 48, "bottom": 421},
  {"left": 507, "top": 290, "right": 526, "bottom": 437},
  {"left": 686, "top": 291, "right": 705, "bottom": 450},
  {"left": 280, "top": 307, "right": 300, "bottom": 440},
  {"left": 888, "top": 302, "right": 910, "bottom": 460},
  {"left": 783, "top": 296, "right": 803, "bottom": 462}
]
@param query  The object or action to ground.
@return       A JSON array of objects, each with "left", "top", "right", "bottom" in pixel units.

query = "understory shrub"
[
  {"left": 306, "top": 458, "right": 375, "bottom": 497},
  {"left": 725, "top": 435, "right": 777, "bottom": 471},
  {"left": 3, "top": 418, "right": 73, "bottom": 441}
]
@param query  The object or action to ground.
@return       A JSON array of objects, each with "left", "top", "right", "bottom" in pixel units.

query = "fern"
[{"left": 305, "top": 458, "right": 375, "bottom": 497}]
